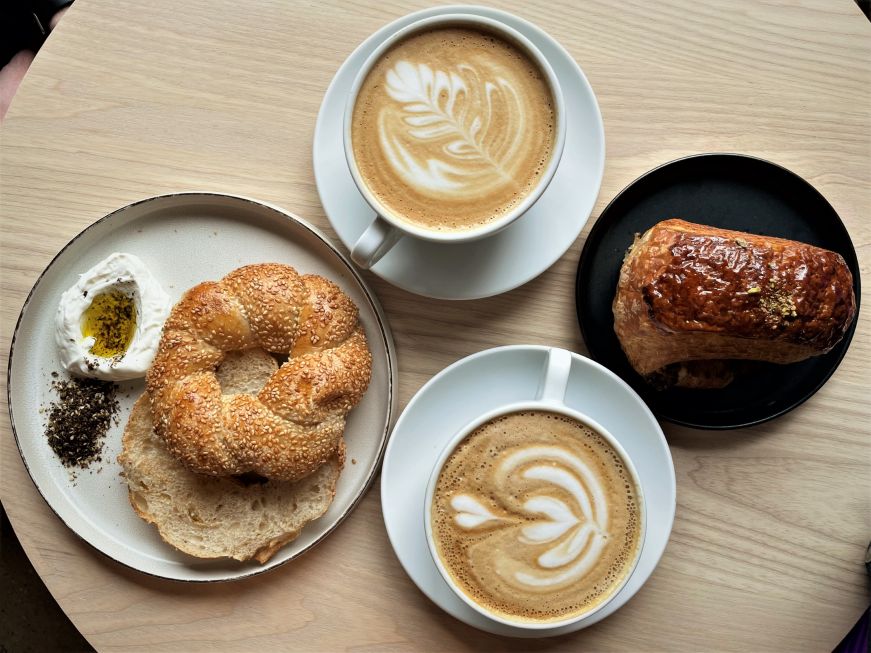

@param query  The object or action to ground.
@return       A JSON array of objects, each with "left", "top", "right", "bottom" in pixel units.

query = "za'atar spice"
[{"left": 44, "top": 373, "right": 119, "bottom": 468}]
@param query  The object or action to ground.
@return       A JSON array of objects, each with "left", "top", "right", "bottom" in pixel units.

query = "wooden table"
[{"left": 2, "top": 1, "right": 869, "bottom": 650}]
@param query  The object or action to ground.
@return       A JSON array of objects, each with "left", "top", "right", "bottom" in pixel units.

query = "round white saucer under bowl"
[
  {"left": 8, "top": 193, "right": 397, "bottom": 582},
  {"left": 313, "top": 5, "right": 605, "bottom": 300},
  {"left": 380, "top": 346, "right": 675, "bottom": 637}
]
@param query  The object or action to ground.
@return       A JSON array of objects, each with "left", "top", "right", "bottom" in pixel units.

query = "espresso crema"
[
  {"left": 352, "top": 27, "right": 557, "bottom": 232},
  {"left": 431, "top": 411, "right": 642, "bottom": 623}
]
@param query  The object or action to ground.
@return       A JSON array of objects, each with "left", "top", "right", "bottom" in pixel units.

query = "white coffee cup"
[
  {"left": 424, "top": 348, "right": 646, "bottom": 630},
  {"left": 343, "top": 13, "right": 567, "bottom": 269}
]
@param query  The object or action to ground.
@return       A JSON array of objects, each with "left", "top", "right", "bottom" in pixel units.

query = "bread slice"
[
  {"left": 215, "top": 347, "right": 280, "bottom": 394},
  {"left": 118, "top": 348, "right": 343, "bottom": 563}
]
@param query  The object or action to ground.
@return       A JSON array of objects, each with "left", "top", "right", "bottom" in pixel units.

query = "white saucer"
[
  {"left": 313, "top": 5, "right": 605, "bottom": 300},
  {"left": 381, "top": 346, "right": 675, "bottom": 637}
]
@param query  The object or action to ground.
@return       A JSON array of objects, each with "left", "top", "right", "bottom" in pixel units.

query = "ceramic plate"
[
  {"left": 575, "top": 153, "right": 861, "bottom": 429},
  {"left": 7, "top": 193, "right": 397, "bottom": 581},
  {"left": 313, "top": 4, "right": 605, "bottom": 300},
  {"left": 381, "top": 346, "right": 675, "bottom": 636}
]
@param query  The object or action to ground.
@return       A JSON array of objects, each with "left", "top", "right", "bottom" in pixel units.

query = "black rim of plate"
[{"left": 575, "top": 153, "right": 861, "bottom": 430}]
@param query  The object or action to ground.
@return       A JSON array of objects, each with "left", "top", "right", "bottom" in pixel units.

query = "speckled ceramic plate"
[{"left": 7, "top": 193, "right": 397, "bottom": 581}]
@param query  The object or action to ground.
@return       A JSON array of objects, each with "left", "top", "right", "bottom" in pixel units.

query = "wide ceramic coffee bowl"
[
  {"left": 381, "top": 345, "right": 675, "bottom": 636},
  {"left": 344, "top": 12, "right": 567, "bottom": 268},
  {"left": 423, "top": 349, "right": 646, "bottom": 630},
  {"left": 314, "top": 4, "right": 605, "bottom": 300}
]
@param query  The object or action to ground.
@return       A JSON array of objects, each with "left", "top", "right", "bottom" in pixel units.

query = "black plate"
[{"left": 575, "top": 154, "right": 861, "bottom": 429}]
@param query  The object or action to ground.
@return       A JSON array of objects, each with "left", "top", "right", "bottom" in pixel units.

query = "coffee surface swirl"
[
  {"left": 352, "top": 27, "right": 557, "bottom": 232},
  {"left": 431, "top": 411, "right": 642, "bottom": 623}
]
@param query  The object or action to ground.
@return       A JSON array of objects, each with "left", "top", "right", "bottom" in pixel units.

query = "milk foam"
[
  {"left": 352, "top": 27, "right": 556, "bottom": 232},
  {"left": 451, "top": 494, "right": 503, "bottom": 529},
  {"left": 431, "top": 411, "right": 641, "bottom": 623},
  {"left": 379, "top": 60, "right": 523, "bottom": 195}
]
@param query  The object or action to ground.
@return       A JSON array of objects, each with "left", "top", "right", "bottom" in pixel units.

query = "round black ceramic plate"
[{"left": 575, "top": 154, "right": 861, "bottom": 429}]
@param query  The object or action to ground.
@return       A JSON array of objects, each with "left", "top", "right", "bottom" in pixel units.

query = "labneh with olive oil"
[{"left": 55, "top": 252, "right": 170, "bottom": 380}]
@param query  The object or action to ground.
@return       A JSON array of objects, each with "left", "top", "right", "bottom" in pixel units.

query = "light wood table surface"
[{"left": 1, "top": 1, "right": 869, "bottom": 650}]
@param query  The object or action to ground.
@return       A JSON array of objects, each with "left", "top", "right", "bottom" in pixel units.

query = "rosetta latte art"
[
  {"left": 351, "top": 27, "right": 556, "bottom": 231},
  {"left": 451, "top": 445, "right": 609, "bottom": 590},
  {"left": 379, "top": 60, "right": 526, "bottom": 197}
]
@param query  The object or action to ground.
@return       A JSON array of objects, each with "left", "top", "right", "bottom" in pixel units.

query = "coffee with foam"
[
  {"left": 431, "top": 411, "right": 642, "bottom": 623},
  {"left": 351, "top": 26, "right": 557, "bottom": 233}
]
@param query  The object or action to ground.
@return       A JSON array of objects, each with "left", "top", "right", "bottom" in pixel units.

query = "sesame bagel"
[{"left": 145, "top": 263, "right": 372, "bottom": 482}]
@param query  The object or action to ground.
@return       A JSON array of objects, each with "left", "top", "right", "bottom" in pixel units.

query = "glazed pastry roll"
[{"left": 612, "top": 219, "right": 856, "bottom": 388}]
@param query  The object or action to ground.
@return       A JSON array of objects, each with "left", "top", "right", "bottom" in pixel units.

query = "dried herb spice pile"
[{"left": 45, "top": 374, "right": 119, "bottom": 468}]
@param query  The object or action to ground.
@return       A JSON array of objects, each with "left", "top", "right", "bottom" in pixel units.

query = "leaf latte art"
[
  {"left": 431, "top": 412, "right": 642, "bottom": 623},
  {"left": 379, "top": 60, "right": 524, "bottom": 196},
  {"left": 352, "top": 27, "right": 556, "bottom": 232}
]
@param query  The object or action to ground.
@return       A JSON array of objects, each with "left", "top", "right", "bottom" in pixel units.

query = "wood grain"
[{"left": 1, "top": 0, "right": 869, "bottom": 650}]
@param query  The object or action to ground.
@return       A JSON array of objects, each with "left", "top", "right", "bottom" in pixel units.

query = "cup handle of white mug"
[
  {"left": 537, "top": 348, "right": 572, "bottom": 405},
  {"left": 350, "top": 216, "right": 401, "bottom": 269}
]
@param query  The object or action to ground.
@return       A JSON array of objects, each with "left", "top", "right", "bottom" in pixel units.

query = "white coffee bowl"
[
  {"left": 381, "top": 345, "right": 675, "bottom": 636},
  {"left": 343, "top": 12, "right": 567, "bottom": 268},
  {"left": 423, "top": 349, "right": 646, "bottom": 630},
  {"left": 313, "top": 5, "right": 605, "bottom": 299}
]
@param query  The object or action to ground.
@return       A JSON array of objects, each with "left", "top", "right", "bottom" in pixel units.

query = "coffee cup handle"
[
  {"left": 537, "top": 348, "right": 573, "bottom": 405},
  {"left": 350, "top": 216, "right": 402, "bottom": 269}
]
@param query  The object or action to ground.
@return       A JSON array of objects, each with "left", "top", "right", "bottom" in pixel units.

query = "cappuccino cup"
[
  {"left": 344, "top": 14, "right": 567, "bottom": 268},
  {"left": 424, "top": 348, "right": 646, "bottom": 629}
]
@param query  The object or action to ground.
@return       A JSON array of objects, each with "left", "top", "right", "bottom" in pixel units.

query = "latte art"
[
  {"left": 352, "top": 27, "right": 556, "bottom": 232},
  {"left": 379, "top": 60, "right": 525, "bottom": 196},
  {"left": 450, "top": 445, "right": 611, "bottom": 591},
  {"left": 431, "top": 411, "right": 642, "bottom": 623}
]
